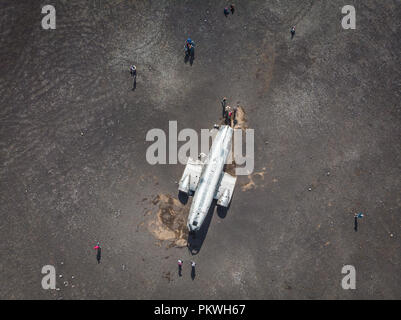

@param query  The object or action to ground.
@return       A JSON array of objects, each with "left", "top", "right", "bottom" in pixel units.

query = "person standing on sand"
[
  {"left": 221, "top": 97, "right": 227, "bottom": 118},
  {"left": 191, "top": 261, "right": 196, "bottom": 280},
  {"left": 224, "top": 105, "right": 232, "bottom": 126},
  {"left": 130, "top": 65, "right": 137, "bottom": 90},
  {"left": 290, "top": 26, "right": 296, "bottom": 39}
]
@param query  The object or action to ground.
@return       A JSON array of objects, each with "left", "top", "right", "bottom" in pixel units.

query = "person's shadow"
[
  {"left": 178, "top": 265, "right": 182, "bottom": 277},
  {"left": 187, "top": 200, "right": 216, "bottom": 255},
  {"left": 132, "top": 77, "right": 136, "bottom": 91},
  {"left": 189, "top": 48, "right": 195, "bottom": 66},
  {"left": 184, "top": 46, "right": 195, "bottom": 65}
]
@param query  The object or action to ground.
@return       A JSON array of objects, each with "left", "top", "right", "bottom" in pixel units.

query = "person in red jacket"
[{"left": 93, "top": 242, "right": 101, "bottom": 264}]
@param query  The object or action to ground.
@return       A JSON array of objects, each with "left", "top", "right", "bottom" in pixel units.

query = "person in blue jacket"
[{"left": 185, "top": 38, "right": 195, "bottom": 57}]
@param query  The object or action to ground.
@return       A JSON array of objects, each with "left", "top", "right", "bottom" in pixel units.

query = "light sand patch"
[
  {"left": 241, "top": 167, "right": 267, "bottom": 191},
  {"left": 147, "top": 194, "right": 189, "bottom": 248},
  {"left": 254, "top": 168, "right": 267, "bottom": 180},
  {"left": 241, "top": 175, "right": 256, "bottom": 191},
  {"left": 233, "top": 106, "right": 248, "bottom": 130}
]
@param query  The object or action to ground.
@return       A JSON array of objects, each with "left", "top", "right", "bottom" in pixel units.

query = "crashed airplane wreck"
[{"left": 178, "top": 125, "right": 237, "bottom": 232}]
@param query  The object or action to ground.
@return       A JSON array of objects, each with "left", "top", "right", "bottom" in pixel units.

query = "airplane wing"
[
  {"left": 214, "top": 172, "right": 237, "bottom": 207},
  {"left": 178, "top": 157, "right": 204, "bottom": 193}
]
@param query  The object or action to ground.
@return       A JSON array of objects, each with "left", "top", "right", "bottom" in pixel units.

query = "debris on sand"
[{"left": 147, "top": 194, "right": 189, "bottom": 248}]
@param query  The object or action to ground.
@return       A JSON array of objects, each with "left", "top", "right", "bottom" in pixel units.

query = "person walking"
[
  {"left": 93, "top": 242, "right": 101, "bottom": 264},
  {"left": 224, "top": 7, "right": 229, "bottom": 17},
  {"left": 178, "top": 259, "right": 183, "bottom": 277},
  {"left": 230, "top": 4, "right": 235, "bottom": 14}
]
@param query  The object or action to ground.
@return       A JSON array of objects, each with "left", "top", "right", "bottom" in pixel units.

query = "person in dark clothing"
[
  {"left": 178, "top": 259, "right": 183, "bottom": 277},
  {"left": 354, "top": 212, "right": 364, "bottom": 231},
  {"left": 191, "top": 261, "right": 196, "bottom": 280},
  {"left": 186, "top": 38, "right": 195, "bottom": 52},
  {"left": 221, "top": 97, "right": 227, "bottom": 118},
  {"left": 184, "top": 38, "right": 195, "bottom": 64},
  {"left": 224, "top": 7, "right": 229, "bottom": 17},
  {"left": 130, "top": 65, "right": 137, "bottom": 90},
  {"left": 130, "top": 65, "right": 137, "bottom": 77},
  {"left": 224, "top": 106, "right": 233, "bottom": 126},
  {"left": 290, "top": 26, "right": 295, "bottom": 39},
  {"left": 186, "top": 38, "right": 194, "bottom": 46},
  {"left": 93, "top": 242, "right": 101, "bottom": 264},
  {"left": 230, "top": 4, "right": 235, "bottom": 14},
  {"left": 96, "top": 247, "right": 101, "bottom": 263}
]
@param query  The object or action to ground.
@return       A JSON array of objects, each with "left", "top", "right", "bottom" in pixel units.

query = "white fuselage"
[{"left": 187, "top": 126, "right": 233, "bottom": 231}]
